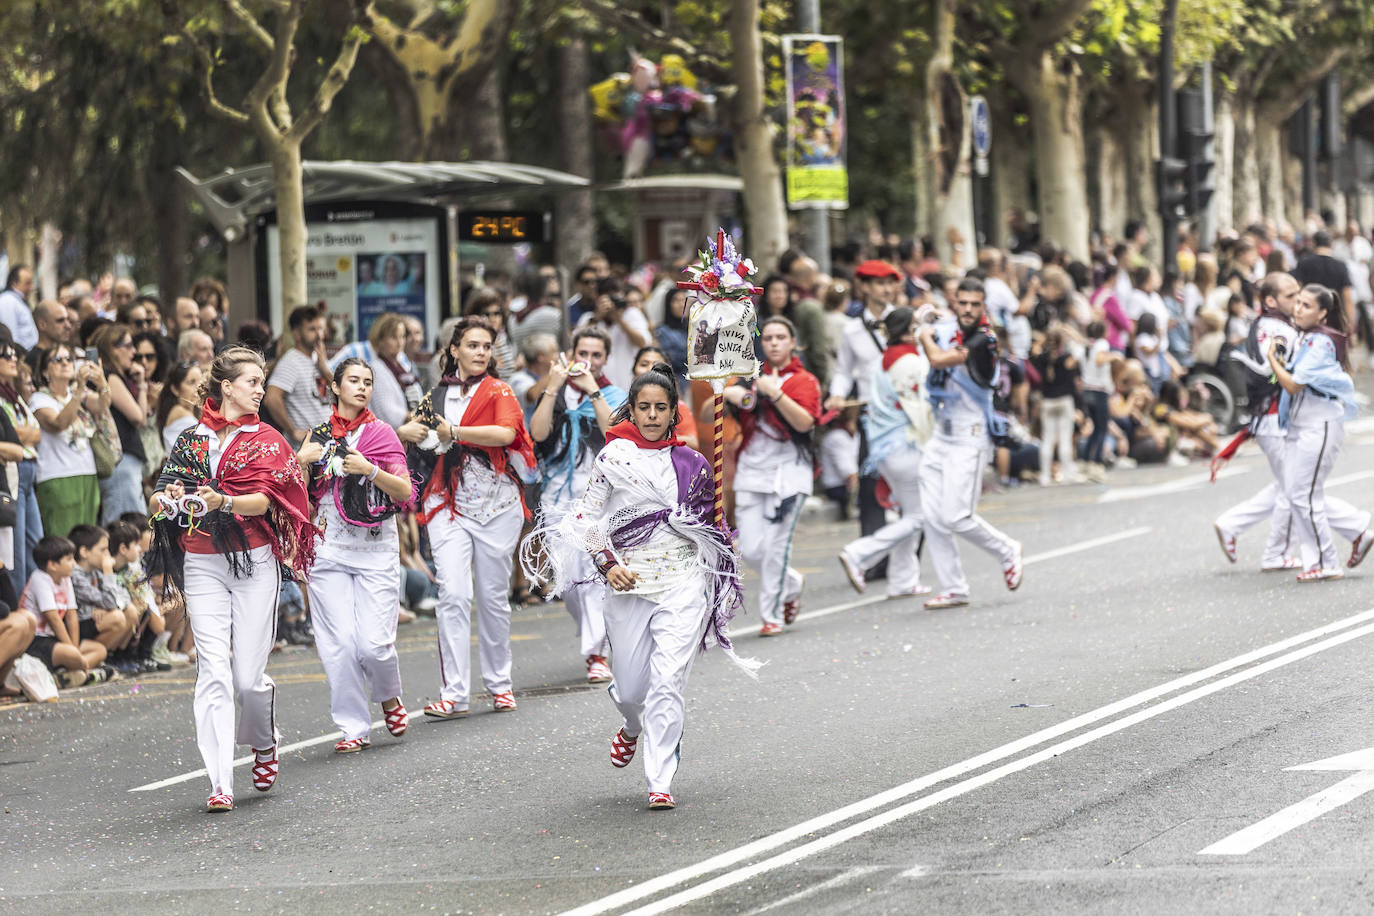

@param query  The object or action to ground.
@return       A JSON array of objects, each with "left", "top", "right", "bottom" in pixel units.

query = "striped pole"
[{"left": 711, "top": 378, "right": 725, "bottom": 529}]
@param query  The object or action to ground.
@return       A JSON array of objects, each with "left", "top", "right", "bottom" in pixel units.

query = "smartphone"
[{"left": 84, "top": 347, "right": 99, "bottom": 363}]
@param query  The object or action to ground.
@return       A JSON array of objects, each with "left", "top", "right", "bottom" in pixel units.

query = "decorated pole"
[{"left": 677, "top": 229, "right": 763, "bottom": 529}]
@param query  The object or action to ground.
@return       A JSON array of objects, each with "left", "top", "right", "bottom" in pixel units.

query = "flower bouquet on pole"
[{"left": 677, "top": 229, "right": 762, "bottom": 528}]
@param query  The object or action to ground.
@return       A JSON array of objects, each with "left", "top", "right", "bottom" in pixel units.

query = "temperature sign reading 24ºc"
[{"left": 458, "top": 210, "right": 550, "bottom": 244}]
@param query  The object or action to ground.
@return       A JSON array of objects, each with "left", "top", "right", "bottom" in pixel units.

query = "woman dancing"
[
  {"left": 1268, "top": 283, "right": 1358, "bottom": 582},
  {"left": 526, "top": 362, "right": 755, "bottom": 810},
  {"left": 726, "top": 316, "right": 821, "bottom": 636},
  {"left": 399, "top": 317, "right": 535, "bottom": 718},
  {"left": 147, "top": 347, "right": 318, "bottom": 812},
  {"left": 299, "top": 358, "right": 417, "bottom": 752}
]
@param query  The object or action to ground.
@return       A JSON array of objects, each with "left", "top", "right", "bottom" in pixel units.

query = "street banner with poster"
[
  {"left": 783, "top": 34, "right": 848, "bottom": 210},
  {"left": 265, "top": 206, "right": 443, "bottom": 345}
]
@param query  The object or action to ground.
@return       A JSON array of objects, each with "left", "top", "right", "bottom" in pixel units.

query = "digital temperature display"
[{"left": 458, "top": 211, "right": 548, "bottom": 243}]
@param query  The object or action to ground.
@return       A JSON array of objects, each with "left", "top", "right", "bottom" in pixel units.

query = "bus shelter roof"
[{"left": 178, "top": 160, "right": 591, "bottom": 239}]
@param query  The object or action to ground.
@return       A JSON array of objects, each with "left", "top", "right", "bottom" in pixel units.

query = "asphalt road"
[{"left": 6, "top": 417, "right": 1374, "bottom": 915}]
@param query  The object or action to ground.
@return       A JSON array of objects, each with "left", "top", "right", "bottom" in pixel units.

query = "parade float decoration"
[
  {"left": 589, "top": 53, "right": 730, "bottom": 179},
  {"left": 677, "top": 229, "right": 761, "bottom": 527}
]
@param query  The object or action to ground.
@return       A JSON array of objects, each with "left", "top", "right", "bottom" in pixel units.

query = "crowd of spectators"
[{"left": 3, "top": 207, "right": 1372, "bottom": 701}]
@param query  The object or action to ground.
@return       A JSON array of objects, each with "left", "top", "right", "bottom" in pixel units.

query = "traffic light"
[
  {"left": 1175, "top": 87, "right": 1215, "bottom": 217},
  {"left": 1157, "top": 156, "right": 1188, "bottom": 219},
  {"left": 1187, "top": 150, "right": 1215, "bottom": 214}
]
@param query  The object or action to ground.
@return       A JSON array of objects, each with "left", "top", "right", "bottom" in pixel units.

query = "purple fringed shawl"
[
  {"left": 609, "top": 446, "right": 745, "bottom": 654},
  {"left": 309, "top": 419, "right": 417, "bottom": 528}
]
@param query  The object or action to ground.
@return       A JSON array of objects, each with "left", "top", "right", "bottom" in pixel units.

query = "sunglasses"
[
  {"left": 115, "top": 340, "right": 134, "bottom": 349},
  {"left": 49, "top": 355, "right": 73, "bottom": 364},
  {"left": 135, "top": 353, "right": 159, "bottom": 363},
  {"left": 0, "top": 351, "right": 16, "bottom": 360},
  {"left": 133, "top": 318, "right": 158, "bottom": 329}
]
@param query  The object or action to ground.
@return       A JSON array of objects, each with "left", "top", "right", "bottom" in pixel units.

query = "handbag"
[
  {"left": 91, "top": 408, "right": 124, "bottom": 479},
  {"left": 0, "top": 461, "right": 16, "bottom": 528},
  {"left": 7, "top": 654, "right": 58, "bottom": 703}
]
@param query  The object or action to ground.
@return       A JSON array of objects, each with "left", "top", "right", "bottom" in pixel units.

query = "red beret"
[{"left": 854, "top": 259, "right": 901, "bottom": 280}]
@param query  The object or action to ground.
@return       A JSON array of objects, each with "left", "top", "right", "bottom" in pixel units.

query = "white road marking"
[
  {"left": 1098, "top": 467, "right": 1249, "bottom": 504},
  {"left": 129, "top": 718, "right": 385, "bottom": 792},
  {"left": 560, "top": 606, "right": 1374, "bottom": 916},
  {"left": 739, "top": 866, "right": 883, "bottom": 916},
  {"left": 1019, "top": 525, "right": 1151, "bottom": 564},
  {"left": 1325, "top": 469, "right": 1374, "bottom": 490},
  {"left": 1198, "top": 746, "right": 1374, "bottom": 855},
  {"left": 899, "top": 864, "right": 929, "bottom": 879},
  {"left": 794, "top": 526, "right": 1152, "bottom": 625}
]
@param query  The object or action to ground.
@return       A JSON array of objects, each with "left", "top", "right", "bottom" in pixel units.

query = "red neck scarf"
[
  {"left": 441, "top": 373, "right": 491, "bottom": 396},
  {"left": 882, "top": 343, "right": 920, "bottom": 371},
  {"left": 200, "top": 398, "right": 258, "bottom": 432},
  {"left": 605, "top": 419, "right": 682, "bottom": 450},
  {"left": 329, "top": 407, "right": 375, "bottom": 440}
]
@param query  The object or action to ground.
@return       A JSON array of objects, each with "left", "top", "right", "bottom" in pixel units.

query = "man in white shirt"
[
  {"left": 916, "top": 278, "right": 1023, "bottom": 610},
  {"left": 827, "top": 260, "right": 902, "bottom": 569},
  {"left": 263, "top": 306, "right": 332, "bottom": 444},
  {"left": 0, "top": 266, "right": 38, "bottom": 350},
  {"left": 574, "top": 283, "right": 650, "bottom": 390},
  {"left": 978, "top": 248, "right": 1031, "bottom": 358},
  {"left": 827, "top": 260, "right": 900, "bottom": 407}
]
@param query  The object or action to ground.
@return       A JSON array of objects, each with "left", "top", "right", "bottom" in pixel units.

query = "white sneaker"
[
  {"left": 838, "top": 551, "right": 866, "bottom": 594},
  {"left": 415, "top": 596, "right": 437, "bottom": 613},
  {"left": 924, "top": 592, "right": 970, "bottom": 610},
  {"left": 586, "top": 655, "right": 612, "bottom": 683},
  {"left": 150, "top": 641, "right": 176, "bottom": 667},
  {"left": 1115, "top": 456, "right": 1138, "bottom": 469}
]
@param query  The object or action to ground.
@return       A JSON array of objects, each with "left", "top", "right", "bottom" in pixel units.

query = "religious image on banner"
[
  {"left": 680, "top": 232, "right": 761, "bottom": 381},
  {"left": 783, "top": 34, "right": 848, "bottom": 210}
]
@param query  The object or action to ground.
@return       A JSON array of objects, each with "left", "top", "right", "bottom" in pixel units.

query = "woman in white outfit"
[
  {"left": 1267, "top": 284, "right": 1359, "bottom": 582},
  {"left": 367, "top": 313, "right": 422, "bottom": 428},
  {"left": 398, "top": 317, "right": 536, "bottom": 718},
  {"left": 147, "top": 347, "right": 319, "bottom": 813},
  {"left": 299, "top": 358, "right": 417, "bottom": 752},
  {"left": 526, "top": 362, "right": 753, "bottom": 809},
  {"left": 839, "top": 306, "right": 934, "bottom": 598},
  {"left": 727, "top": 317, "right": 822, "bottom": 637}
]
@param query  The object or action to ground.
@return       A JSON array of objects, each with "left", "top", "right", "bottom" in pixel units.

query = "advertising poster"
[
  {"left": 266, "top": 215, "right": 441, "bottom": 344},
  {"left": 783, "top": 34, "right": 848, "bottom": 210}
]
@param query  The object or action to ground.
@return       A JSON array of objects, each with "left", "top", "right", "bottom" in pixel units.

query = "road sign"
[
  {"left": 970, "top": 96, "right": 991, "bottom": 159},
  {"left": 1198, "top": 746, "right": 1374, "bottom": 856}
]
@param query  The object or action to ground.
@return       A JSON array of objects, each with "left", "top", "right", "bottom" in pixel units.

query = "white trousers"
[
  {"left": 842, "top": 451, "right": 923, "bottom": 594},
  {"left": 1215, "top": 433, "right": 1368, "bottom": 565},
  {"left": 430, "top": 504, "right": 523, "bottom": 706},
  {"left": 184, "top": 546, "right": 280, "bottom": 796},
  {"left": 1285, "top": 420, "right": 1345, "bottom": 571},
  {"left": 603, "top": 575, "right": 705, "bottom": 794},
  {"left": 1038, "top": 395, "right": 1078, "bottom": 485},
  {"left": 735, "top": 490, "right": 805, "bottom": 624},
  {"left": 563, "top": 551, "right": 610, "bottom": 657},
  {"left": 919, "top": 435, "right": 1017, "bottom": 597},
  {"left": 308, "top": 558, "right": 402, "bottom": 741}
]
